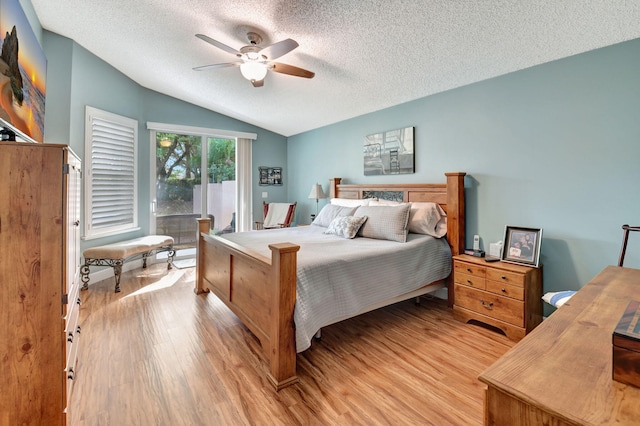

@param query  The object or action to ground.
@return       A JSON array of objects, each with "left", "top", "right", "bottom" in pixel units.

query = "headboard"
[{"left": 328, "top": 172, "right": 466, "bottom": 257}]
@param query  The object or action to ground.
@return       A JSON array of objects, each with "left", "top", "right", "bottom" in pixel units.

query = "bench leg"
[
  {"left": 113, "top": 261, "right": 124, "bottom": 293},
  {"left": 142, "top": 251, "right": 151, "bottom": 268},
  {"left": 167, "top": 247, "right": 175, "bottom": 270},
  {"left": 81, "top": 264, "right": 91, "bottom": 290}
]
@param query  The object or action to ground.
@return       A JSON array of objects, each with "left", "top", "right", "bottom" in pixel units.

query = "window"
[{"left": 84, "top": 106, "right": 138, "bottom": 239}]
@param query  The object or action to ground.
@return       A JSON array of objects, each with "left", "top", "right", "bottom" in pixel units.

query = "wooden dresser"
[
  {"left": 452, "top": 254, "right": 542, "bottom": 341},
  {"left": 479, "top": 266, "right": 640, "bottom": 425},
  {"left": 0, "top": 142, "right": 82, "bottom": 426}
]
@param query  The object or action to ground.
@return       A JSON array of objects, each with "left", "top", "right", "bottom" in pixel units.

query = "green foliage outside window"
[{"left": 156, "top": 133, "right": 235, "bottom": 213}]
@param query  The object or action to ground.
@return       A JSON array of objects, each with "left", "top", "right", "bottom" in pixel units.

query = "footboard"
[{"left": 195, "top": 218, "right": 300, "bottom": 390}]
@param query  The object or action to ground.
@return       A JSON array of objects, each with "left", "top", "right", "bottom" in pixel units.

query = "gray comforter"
[{"left": 221, "top": 225, "right": 452, "bottom": 352}]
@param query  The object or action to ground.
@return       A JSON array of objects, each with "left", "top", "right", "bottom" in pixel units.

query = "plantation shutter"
[{"left": 84, "top": 106, "right": 138, "bottom": 239}]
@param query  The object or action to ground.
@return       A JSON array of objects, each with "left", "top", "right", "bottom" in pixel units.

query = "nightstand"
[{"left": 452, "top": 254, "right": 542, "bottom": 341}]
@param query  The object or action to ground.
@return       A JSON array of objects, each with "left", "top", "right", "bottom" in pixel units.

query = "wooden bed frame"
[{"left": 195, "top": 172, "right": 466, "bottom": 390}]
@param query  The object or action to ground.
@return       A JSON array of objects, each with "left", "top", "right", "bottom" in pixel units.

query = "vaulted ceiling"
[{"left": 31, "top": 0, "right": 640, "bottom": 137}]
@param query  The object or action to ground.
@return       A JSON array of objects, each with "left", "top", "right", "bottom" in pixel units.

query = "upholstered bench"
[{"left": 81, "top": 235, "right": 175, "bottom": 293}]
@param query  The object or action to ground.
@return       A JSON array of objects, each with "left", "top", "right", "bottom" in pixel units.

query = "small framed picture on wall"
[{"left": 258, "top": 166, "right": 283, "bottom": 186}]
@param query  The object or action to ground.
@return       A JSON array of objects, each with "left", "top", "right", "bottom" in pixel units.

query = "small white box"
[{"left": 489, "top": 241, "right": 503, "bottom": 258}]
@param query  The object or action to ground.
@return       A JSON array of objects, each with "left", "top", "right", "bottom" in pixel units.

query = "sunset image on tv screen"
[{"left": 0, "top": 0, "right": 47, "bottom": 142}]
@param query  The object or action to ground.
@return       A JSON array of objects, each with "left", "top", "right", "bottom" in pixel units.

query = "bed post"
[
  {"left": 445, "top": 172, "right": 466, "bottom": 256},
  {"left": 445, "top": 172, "right": 466, "bottom": 307},
  {"left": 195, "top": 218, "right": 211, "bottom": 295},
  {"left": 329, "top": 177, "right": 342, "bottom": 199},
  {"left": 267, "top": 242, "right": 300, "bottom": 390}
]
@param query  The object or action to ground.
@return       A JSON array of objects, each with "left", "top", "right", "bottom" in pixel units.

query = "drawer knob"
[
  {"left": 77, "top": 297, "right": 82, "bottom": 305},
  {"left": 467, "top": 279, "right": 473, "bottom": 285},
  {"left": 76, "top": 325, "right": 82, "bottom": 334},
  {"left": 501, "top": 288, "right": 506, "bottom": 293},
  {"left": 480, "top": 299, "right": 494, "bottom": 309},
  {"left": 67, "top": 333, "right": 74, "bottom": 343},
  {"left": 466, "top": 268, "right": 472, "bottom": 273},
  {"left": 68, "top": 368, "right": 75, "bottom": 381},
  {"left": 501, "top": 276, "right": 507, "bottom": 280}
]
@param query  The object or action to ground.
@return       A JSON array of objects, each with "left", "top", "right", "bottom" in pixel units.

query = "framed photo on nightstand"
[{"left": 501, "top": 226, "right": 542, "bottom": 267}]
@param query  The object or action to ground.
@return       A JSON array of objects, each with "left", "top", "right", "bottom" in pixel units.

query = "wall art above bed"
[{"left": 363, "top": 126, "right": 415, "bottom": 176}]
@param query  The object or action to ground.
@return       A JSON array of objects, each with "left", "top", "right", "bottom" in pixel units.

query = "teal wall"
[
  {"left": 23, "top": 0, "right": 640, "bottom": 314},
  {"left": 41, "top": 31, "right": 288, "bottom": 249},
  {"left": 288, "top": 38, "right": 640, "bottom": 313}
]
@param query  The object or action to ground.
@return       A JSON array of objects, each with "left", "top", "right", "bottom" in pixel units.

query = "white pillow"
[
  {"left": 408, "top": 202, "right": 447, "bottom": 238},
  {"left": 312, "top": 204, "right": 358, "bottom": 227},
  {"left": 354, "top": 204, "right": 411, "bottom": 242},
  {"left": 330, "top": 198, "right": 370, "bottom": 207},
  {"left": 369, "top": 199, "right": 404, "bottom": 206},
  {"left": 324, "top": 215, "right": 368, "bottom": 239}
]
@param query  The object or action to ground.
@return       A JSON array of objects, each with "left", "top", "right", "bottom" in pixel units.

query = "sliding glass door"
[{"left": 152, "top": 132, "right": 236, "bottom": 258}]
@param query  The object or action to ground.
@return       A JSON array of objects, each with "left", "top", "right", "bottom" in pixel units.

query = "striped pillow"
[
  {"left": 312, "top": 204, "right": 358, "bottom": 227},
  {"left": 354, "top": 204, "right": 411, "bottom": 242}
]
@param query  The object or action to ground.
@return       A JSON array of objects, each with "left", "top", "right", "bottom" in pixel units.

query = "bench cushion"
[{"left": 83, "top": 235, "right": 174, "bottom": 260}]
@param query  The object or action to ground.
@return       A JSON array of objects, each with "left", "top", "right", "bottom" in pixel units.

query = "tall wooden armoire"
[{"left": 0, "top": 142, "right": 82, "bottom": 426}]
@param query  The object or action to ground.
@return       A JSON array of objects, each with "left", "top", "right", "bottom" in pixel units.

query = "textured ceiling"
[{"left": 31, "top": 0, "right": 640, "bottom": 137}]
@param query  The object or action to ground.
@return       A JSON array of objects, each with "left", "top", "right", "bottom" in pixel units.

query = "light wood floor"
[{"left": 71, "top": 263, "right": 514, "bottom": 425}]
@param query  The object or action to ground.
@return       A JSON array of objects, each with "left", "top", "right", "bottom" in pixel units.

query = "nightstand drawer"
[
  {"left": 454, "top": 284, "right": 524, "bottom": 327},
  {"left": 455, "top": 272, "right": 486, "bottom": 290},
  {"left": 486, "top": 269, "right": 524, "bottom": 287},
  {"left": 454, "top": 261, "right": 486, "bottom": 278},
  {"left": 486, "top": 280, "right": 524, "bottom": 300}
]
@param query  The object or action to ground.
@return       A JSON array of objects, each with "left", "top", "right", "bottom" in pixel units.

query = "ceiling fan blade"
[
  {"left": 271, "top": 62, "right": 315, "bottom": 79},
  {"left": 251, "top": 79, "right": 264, "bottom": 88},
  {"left": 192, "top": 62, "right": 240, "bottom": 71},
  {"left": 259, "top": 38, "right": 298, "bottom": 60},
  {"left": 195, "top": 34, "right": 241, "bottom": 56}
]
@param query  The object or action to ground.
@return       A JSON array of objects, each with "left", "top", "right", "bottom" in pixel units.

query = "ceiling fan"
[{"left": 193, "top": 31, "right": 315, "bottom": 87}]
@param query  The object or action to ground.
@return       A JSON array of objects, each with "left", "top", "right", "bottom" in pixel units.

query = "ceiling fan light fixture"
[
  {"left": 240, "top": 61, "right": 268, "bottom": 82},
  {"left": 195, "top": 32, "right": 314, "bottom": 86}
]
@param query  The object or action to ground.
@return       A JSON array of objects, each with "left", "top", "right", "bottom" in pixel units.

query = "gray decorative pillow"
[
  {"left": 324, "top": 215, "right": 368, "bottom": 239},
  {"left": 354, "top": 204, "right": 411, "bottom": 242},
  {"left": 312, "top": 204, "right": 358, "bottom": 227}
]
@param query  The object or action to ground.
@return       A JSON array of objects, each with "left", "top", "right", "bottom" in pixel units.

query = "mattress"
[{"left": 221, "top": 225, "right": 452, "bottom": 352}]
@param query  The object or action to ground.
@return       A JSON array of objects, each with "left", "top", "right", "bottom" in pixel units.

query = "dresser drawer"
[
  {"left": 486, "top": 268, "right": 524, "bottom": 287},
  {"left": 64, "top": 285, "right": 81, "bottom": 361},
  {"left": 65, "top": 302, "right": 80, "bottom": 365},
  {"left": 455, "top": 271, "right": 486, "bottom": 290},
  {"left": 454, "top": 284, "right": 524, "bottom": 327},
  {"left": 65, "top": 336, "right": 79, "bottom": 409},
  {"left": 486, "top": 280, "right": 525, "bottom": 300},
  {"left": 64, "top": 279, "right": 81, "bottom": 323},
  {"left": 454, "top": 261, "right": 486, "bottom": 278},
  {"left": 65, "top": 307, "right": 81, "bottom": 405}
]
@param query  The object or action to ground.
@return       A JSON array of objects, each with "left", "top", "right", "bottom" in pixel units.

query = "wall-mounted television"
[{"left": 0, "top": 0, "right": 47, "bottom": 143}]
